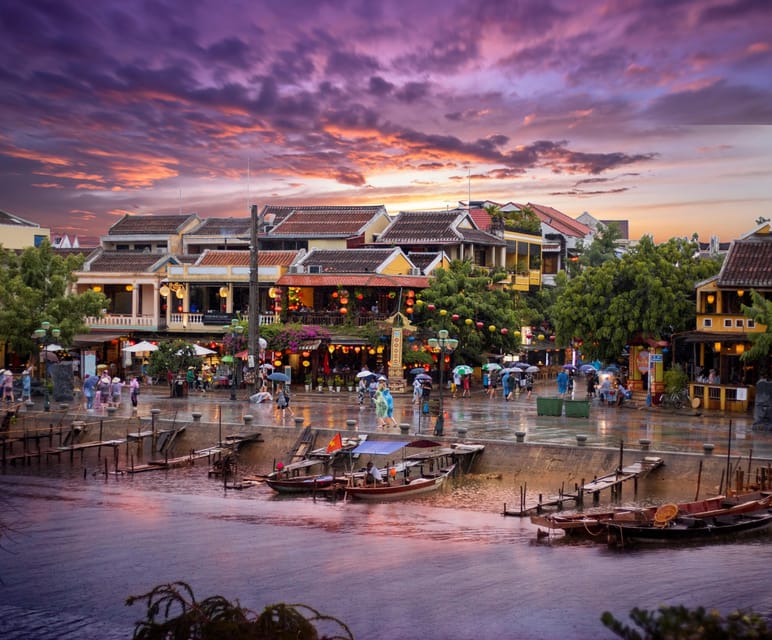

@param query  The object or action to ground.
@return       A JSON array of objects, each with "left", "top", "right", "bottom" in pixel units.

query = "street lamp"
[
  {"left": 223, "top": 319, "right": 244, "bottom": 401},
  {"left": 427, "top": 329, "right": 458, "bottom": 436},
  {"left": 34, "top": 320, "right": 61, "bottom": 412}
]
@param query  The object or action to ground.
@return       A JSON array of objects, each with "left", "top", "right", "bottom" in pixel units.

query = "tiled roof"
[
  {"left": 379, "top": 210, "right": 464, "bottom": 243},
  {"left": 187, "top": 217, "right": 251, "bottom": 236},
  {"left": 0, "top": 209, "right": 40, "bottom": 227},
  {"left": 277, "top": 273, "right": 429, "bottom": 288},
  {"left": 518, "top": 202, "right": 590, "bottom": 238},
  {"left": 717, "top": 235, "right": 772, "bottom": 289},
  {"left": 298, "top": 248, "right": 398, "bottom": 273},
  {"left": 87, "top": 251, "right": 171, "bottom": 273},
  {"left": 468, "top": 208, "right": 492, "bottom": 231},
  {"left": 197, "top": 250, "right": 299, "bottom": 267},
  {"left": 265, "top": 205, "right": 386, "bottom": 237},
  {"left": 460, "top": 227, "right": 505, "bottom": 245},
  {"left": 407, "top": 251, "right": 443, "bottom": 271},
  {"left": 108, "top": 214, "right": 199, "bottom": 235}
]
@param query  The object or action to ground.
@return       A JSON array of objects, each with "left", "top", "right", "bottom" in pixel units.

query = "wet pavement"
[{"left": 19, "top": 379, "right": 771, "bottom": 460}]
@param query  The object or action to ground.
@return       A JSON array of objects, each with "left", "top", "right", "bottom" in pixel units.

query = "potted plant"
[
  {"left": 316, "top": 375, "right": 325, "bottom": 392},
  {"left": 304, "top": 374, "right": 312, "bottom": 392},
  {"left": 334, "top": 374, "right": 344, "bottom": 392}
]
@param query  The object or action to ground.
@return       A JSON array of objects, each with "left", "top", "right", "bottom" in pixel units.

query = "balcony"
[
  {"left": 85, "top": 314, "right": 163, "bottom": 332},
  {"left": 167, "top": 312, "right": 279, "bottom": 332}
]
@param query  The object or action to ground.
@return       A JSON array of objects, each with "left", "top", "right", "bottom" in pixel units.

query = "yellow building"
[{"left": 0, "top": 209, "right": 50, "bottom": 249}]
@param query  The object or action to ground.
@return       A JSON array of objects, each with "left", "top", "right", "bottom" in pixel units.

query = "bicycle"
[{"left": 659, "top": 389, "right": 690, "bottom": 409}]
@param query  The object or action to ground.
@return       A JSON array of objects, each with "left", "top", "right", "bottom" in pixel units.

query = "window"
[
  {"left": 735, "top": 319, "right": 744, "bottom": 328},
  {"left": 748, "top": 320, "right": 755, "bottom": 328},
  {"left": 723, "top": 319, "right": 732, "bottom": 328},
  {"left": 703, "top": 318, "right": 713, "bottom": 328}
]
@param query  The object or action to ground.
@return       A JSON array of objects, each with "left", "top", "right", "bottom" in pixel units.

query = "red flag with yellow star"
[{"left": 325, "top": 432, "right": 343, "bottom": 453}]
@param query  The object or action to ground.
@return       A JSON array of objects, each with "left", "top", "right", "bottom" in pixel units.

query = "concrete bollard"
[
  {"left": 106, "top": 406, "right": 117, "bottom": 417},
  {"left": 576, "top": 434, "right": 588, "bottom": 446},
  {"left": 639, "top": 438, "right": 651, "bottom": 451},
  {"left": 703, "top": 443, "right": 715, "bottom": 455},
  {"left": 399, "top": 423, "right": 410, "bottom": 435},
  {"left": 346, "top": 419, "right": 357, "bottom": 430},
  {"left": 515, "top": 431, "right": 526, "bottom": 443},
  {"left": 295, "top": 417, "right": 305, "bottom": 428},
  {"left": 191, "top": 412, "right": 202, "bottom": 422},
  {"left": 243, "top": 414, "right": 253, "bottom": 426},
  {"left": 456, "top": 427, "right": 468, "bottom": 441}
]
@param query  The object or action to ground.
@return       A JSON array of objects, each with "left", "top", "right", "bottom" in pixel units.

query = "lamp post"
[
  {"left": 34, "top": 320, "right": 60, "bottom": 412},
  {"left": 427, "top": 329, "right": 458, "bottom": 436},
  {"left": 224, "top": 319, "right": 244, "bottom": 401}
]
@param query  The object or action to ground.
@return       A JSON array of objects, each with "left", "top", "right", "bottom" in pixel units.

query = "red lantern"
[
  {"left": 427, "top": 303, "right": 436, "bottom": 311},
  {"left": 406, "top": 307, "right": 414, "bottom": 314},
  {"left": 332, "top": 291, "right": 339, "bottom": 298},
  {"left": 476, "top": 321, "right": 484, "bottom": 329},
  {"left": 408, "top": 290, "right": 415, "bottom": 298},
  {"left": 501, "top": 327, "right": 508, "bottom": 334},
  {"left": 340, "top": 297, "right": 349, "bottom": 305},
  {"left": 340, "top": 307, "right": 348, "bottom": 315},
  {"left": 452, "top": 314, "right": 460, "bottom": 321}
]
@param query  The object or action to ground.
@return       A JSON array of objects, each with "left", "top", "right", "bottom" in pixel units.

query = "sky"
[{"left": 1, "top": 0, "right": 771, "bottom": 244}]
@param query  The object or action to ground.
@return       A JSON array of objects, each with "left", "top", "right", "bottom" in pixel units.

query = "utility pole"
[{"left": 248, "top": 204, "right": 259, "bottom": 395}]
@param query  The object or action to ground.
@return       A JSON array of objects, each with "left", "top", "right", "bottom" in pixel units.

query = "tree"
[
  {"left": 127, "top": 581, "right": 353, "bottom": 640},
  {"left": 550, "top": 236, "right": 722, "bottom": 363},
  {"left": 411, "top": 260, "right": 534, "bottom": 364},
  {"left": 146, "top": 340, "right": 205, "bottom": 381},
  {"left": 602, "top": 604, "right": 768, "bottom": 639},
  {"left": 741, "top": 290, "right": 772, "bottom": 375},
  {"left": 578, "top": 222, "right": 624, "bottom": 268},
  {"left": 0, "top": 242, "right": 106, "bottom": 362}
]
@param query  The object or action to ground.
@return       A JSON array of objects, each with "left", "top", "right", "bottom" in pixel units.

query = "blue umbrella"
[
  {"left": 410, "top": 367, "right": 428, "bottom": 374},
  {"left": 267, "top": 372, "right": 290, "bottom": 382}
]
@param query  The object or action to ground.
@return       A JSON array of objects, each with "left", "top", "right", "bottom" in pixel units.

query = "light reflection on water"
[{"left": 0, "top": 471, "right": 770, "bottom": 640}]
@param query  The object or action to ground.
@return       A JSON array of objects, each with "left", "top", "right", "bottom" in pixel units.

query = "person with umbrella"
[{"left": 275, "top": 382, "right": 294, "bottom": 420}]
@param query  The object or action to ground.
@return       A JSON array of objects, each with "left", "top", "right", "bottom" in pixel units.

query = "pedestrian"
[
  {"left": 275, "top": 383, "right": 294, "bottom": 419},
  {"left": 412, "top": 376, "right": 422, "bottom": 404},
  {"left": 525, "top": 373, "right": 534, "bottom": 399},
  {"left": 82, "top": 373, "right": 97, "bottom": 410},
  {"left": 462, "top": 374, "right": 471, "bottom": 398},
  {"left": 110, "top": 377, "right": 123, "bottom": 406},
  {"left": 130, "top": 375, "right": 140, "bottom": 410},
  {"left": 2, "top": 370, "right": 14, "bottom": 403},
  {"left": 556, "top": 369, "right": 569, "bottom": 396},
  {"left": 487, "top": 370, "right": 499, "bottom": 399},
  {"left": 505, "top": 373, "right": 516, "bottom": 400},
  {"left": 98, "top": 371, "right": 111, "bottom": 407},
  {"left": 21, "top": 368, "right": 32, "bottom": 402},
  {"left": 382, "top": 386, "right": 396, "bottom": 427},
  {"left": 374, "top": 381, "right": 388, "bottom": 427}
]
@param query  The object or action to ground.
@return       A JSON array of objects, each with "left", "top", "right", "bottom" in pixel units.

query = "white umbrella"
[
  {"left": 44, "top": 343, "right": 64, "bottom": 351},
  {"left": 525, "top": 365, "right": 540, "bottom": 373},
  {"left": 177, "top": 344, "right": 217, "bottom": 356},
  {"left": 122, "top": 340, "right": 159, "bottom": 353},
  {"left": 356, "top": 370, "right": 376, "bottom": 378}
]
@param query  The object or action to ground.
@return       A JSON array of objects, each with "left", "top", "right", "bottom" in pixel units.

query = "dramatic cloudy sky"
[{"left": 1, "top": 0, "right": 771, "bottom": 242}]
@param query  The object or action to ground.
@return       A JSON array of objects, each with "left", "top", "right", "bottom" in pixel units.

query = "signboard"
[
  {"left": 636, "top": 350, "right": 650, "bottom": 373},
  {"left": 202, "top": 312, "right": 233, "bottom": 325},
  {"left": 736, "top": 388, "right": 747, "bottom": 401},
  {"left": 650, "top": 354, "right": 663, "bottom": 363}
]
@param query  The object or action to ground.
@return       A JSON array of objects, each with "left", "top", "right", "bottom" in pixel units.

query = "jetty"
[{"left": 504, "top": 455, "right": 664, "bottom": 517}]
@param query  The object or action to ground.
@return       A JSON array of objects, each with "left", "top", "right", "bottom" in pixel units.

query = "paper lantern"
[
  {"left": 476, "top": 322, "right": 484, "bottom": 329},
  {"left": 501, "top": 328, "right": 508, "bottom": 334},
  {"left": 452, "top": 314, "right": 460, "bottom": 321},
  {"left": 488, "top": 325, "right": 496, "bottom": 332},
  {"left": 465, "top": 318, "right": 473, "bottom": 325},
  {"left": 427, "top": 304, "right": 436, "bottom": 311},
  {"left": 439, "top": 309, "right": 447, "bottom": 316}
]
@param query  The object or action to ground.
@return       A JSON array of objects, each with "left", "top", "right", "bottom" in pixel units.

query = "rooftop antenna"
[
  {"left": 467, "top": 167, "right": 471, "bottom": 210},
  {"left": 179, "top": 188, "right": 182, "bottom": 214},
  {"left": 247, "top": 157, "right": 251, "bottom": 211}
]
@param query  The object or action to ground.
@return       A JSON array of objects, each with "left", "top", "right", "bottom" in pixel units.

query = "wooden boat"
[
  {"left": 345, "top": 464, "right": 456, "bottom": 502},
  {"left": 265, "top": 474, "right": 345, "bottom": 494},
  {"left": 607, "top": 507, "right": 772, "bottom": 547},
  {"left": 532, "top": 493, "right": 771, "bottom": 538}
]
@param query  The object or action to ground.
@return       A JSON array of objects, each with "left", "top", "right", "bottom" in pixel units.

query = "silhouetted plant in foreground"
[
  {"left": 602, "top": 604, "right": 770, "bottom": 639},
  {"left": 126, "top": 581, "right": 353, "bottom": 640}
]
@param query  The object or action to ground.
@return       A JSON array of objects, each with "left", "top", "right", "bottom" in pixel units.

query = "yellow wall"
[{"left": 0, "top": 225, "right": 50, "bottom": 249}]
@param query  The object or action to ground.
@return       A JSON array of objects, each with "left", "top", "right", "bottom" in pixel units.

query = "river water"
[{"left": 0, "top": 467, "right": 769, "bottom": 640}]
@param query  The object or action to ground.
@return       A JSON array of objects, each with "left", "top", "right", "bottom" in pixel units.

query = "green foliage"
[
  {"left": 146, "top": 340, "right": 204, "bottom": 378},
  {"left": 551, "top": 236, "right": 721, "bottom": 363},
  {"left": 601, "top": 604, "right": 769, "bottom": 639},
  {"left": 126, "top": 581, "right": 353, "bottom": 640},
  {"left": 663, "top": 364, "right": 689, "bottom": 394},
  {"left": 411, "top": 260, "right": 531, "bottom": 365},
  {"left": 741, "top": 291, "right": 772, "bottom": 372},
  {"left": 578, "top": 222, "right": 624, "bottom": 268},
  {"left": 0, "top": 242, "right": 106, "bottom": 359}
]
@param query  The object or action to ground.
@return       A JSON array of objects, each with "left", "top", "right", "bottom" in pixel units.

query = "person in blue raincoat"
[
  {"left": 382, "top": 386, "right": 396, "bottom": 427},
  {"left": 557, "top": 369, "right": 569, "bottom": 396}
]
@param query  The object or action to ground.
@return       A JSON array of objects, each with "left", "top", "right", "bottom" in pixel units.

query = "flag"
[{"left": 325, "top": 432, "right": 343, "bottom": 453}]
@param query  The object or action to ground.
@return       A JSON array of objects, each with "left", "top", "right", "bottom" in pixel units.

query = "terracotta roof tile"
[
  {"left": 108, "top": 214, "right": 199, "bottom": 235},
  {"left": 277, "top": 273, "right": 429, "bottom": 288},
  {"left": 379, "top": 210, "right": 465, "bottom": 243},
  {"left": 718, "top": 236, "right": 772, "bottom": 289},
  {"left": 519, "top": 202, "right": 590, "bottom": 238},
  {"left": 187, "top": 217, "right": 251, "bottom": 236},
  {"left": 265, "top": 205, "right": 386, "bottom": 237},
  {"left": 197, "top": 250, "right": 299, "bottom": 267},
  {"left": 87, "top": 252, "right": 170, "bottom": 273},
  {"left": 298, "top": 248, "right": 397, "bottom": 273}
]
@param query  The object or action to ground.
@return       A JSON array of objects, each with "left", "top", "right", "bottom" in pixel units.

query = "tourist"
[
  {"left": 556, "top": 369, "right": 569, "bottom": 396},
  {"left": 525, "top": 373, "right": 534, "bottom": 399},
  {"left": 21, "top": 368, "right": 32, "bottom": 403},
  {"left": 275, "top": 383, "right": 294, "bottom": 419},
  {"left": 2, "top": 370, "right": 14, "bottom": 403},
  {"left": 461, "top": 374, "right": 471, "bottom": 398},
  {"left": 82, "top": 373, "right": 97, "bottom": 410},
  {"left": 374, "top": 381, "right": 388, "bottom": 427},
  {"left": 365, "top": 461, "right": 383, "bottom": 485},
  {"left": 505, "top": 373, "right": 516, "bottom": 401},
  {"left": 98, "top": 371, "right": 111, "bottom": 407},
  {"left": 382, "top": 386, "right": 396, "bottom": 427},
  {"left": 130, "top": 375, "right": 140, "bottom": 409},
  {"left": 412, "top": 376, "right": 422, "bottom": 405},
  {"left": 110, "top": 377, "right": 123, "bottom": 406}
]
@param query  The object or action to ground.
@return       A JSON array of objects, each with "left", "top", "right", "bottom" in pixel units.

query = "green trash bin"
[
  {"left": 536, "top": 396, "right": 563, "bottom": 416},
  {"left": 564, "top": 399, "right": 590, "bottom": 418}
]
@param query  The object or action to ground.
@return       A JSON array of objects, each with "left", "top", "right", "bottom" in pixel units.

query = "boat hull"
[
  {"left": 345, "top": 466, "right": 455, "bottom": 502},
  {"left": 265, "top": 475, "right": 342, "bottom": 494},
  {"left": 607, "top": 510, "right": 772, "bottom": 546}
]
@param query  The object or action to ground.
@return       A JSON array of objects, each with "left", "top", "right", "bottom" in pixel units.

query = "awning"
[
  {"left": 72, "top": 333, "right": 125, "bottom": 345},
  {"left": 677, "top": 331, "right": 748, "bottom": 344},
  {"left": 350, "top": 439, "right": 442, "bottom": 455}
]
